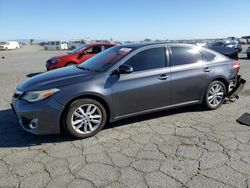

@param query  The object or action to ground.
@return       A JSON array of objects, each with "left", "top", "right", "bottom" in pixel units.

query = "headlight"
[{"left": 21, "top": 88, "right": 60, "bottom": 102}]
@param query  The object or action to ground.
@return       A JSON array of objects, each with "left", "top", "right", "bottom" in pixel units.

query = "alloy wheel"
[
  {"left": 207, "top": 84, "right": 224, "bottom": 107},
  {"left": 71, "top": 104, "right": 102, "bottom": 134}
]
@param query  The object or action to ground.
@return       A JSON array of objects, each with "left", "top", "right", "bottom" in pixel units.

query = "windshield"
[
  {"left": 79, "top": 46, "right": 134, "bottom": 72},
  {"left": 68, "top": 44, "right": 88, "bottom": 54}
]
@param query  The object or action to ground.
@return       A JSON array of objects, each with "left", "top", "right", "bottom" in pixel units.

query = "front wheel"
[
  {"left": 203, "top": 81, "right": 226, "bottom": 110},
  {"left": 63, "top": 99, "right": 107, "bottom": 139}
]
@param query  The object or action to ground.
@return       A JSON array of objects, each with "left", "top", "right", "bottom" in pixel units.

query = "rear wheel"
[
  {"left": 203, "top": 81, "right": 226, "bottom": 110},
  {"left": 63, "top": 99, "right": 107, "bottom": 139},
  {"left": 247, "top": 54, "right": 250, "bottom": 59}
]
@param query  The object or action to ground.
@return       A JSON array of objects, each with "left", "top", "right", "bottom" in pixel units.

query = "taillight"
[{"left": 231, "top": 61, "right": 240, "bottom": 73}]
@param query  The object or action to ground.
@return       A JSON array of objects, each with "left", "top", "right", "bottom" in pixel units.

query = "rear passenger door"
[
  {"left": 112, "top": 46, "right": 171, "bottom": 117},
  {"left": 169, "top": 45, "right": 212, "bottom": 104}
]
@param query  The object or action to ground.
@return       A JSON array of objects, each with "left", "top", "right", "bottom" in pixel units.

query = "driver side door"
[{"left": 112, "top": 46, "right": 171, "bottom": 118}]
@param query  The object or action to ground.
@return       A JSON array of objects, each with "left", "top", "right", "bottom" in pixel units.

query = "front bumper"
[{"left": 11, "top": 96, "right": 64, "bottom": 135}]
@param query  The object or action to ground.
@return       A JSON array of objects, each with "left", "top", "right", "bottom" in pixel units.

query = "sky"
[{"left": 0, "top": 0, "right": 249, "bottom": 41}]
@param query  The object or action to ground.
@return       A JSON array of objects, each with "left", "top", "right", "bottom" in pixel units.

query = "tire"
[
  {"left": 247, "top": 54, "right": 250, "bottom": 59},
  {"left": 56, "top": 47, "right": 59, "bottom": 50},
  {"left": 63, "top": 98, "right": 107, "bottom": 139},
  {"left": 45, "top": 47, "right": 48, "bottom": 50},
  {"left": 203, "top": 81, "right": 226, "bottom": 110}
]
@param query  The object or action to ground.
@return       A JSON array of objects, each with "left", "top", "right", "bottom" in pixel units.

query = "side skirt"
[{"left": 111, "top": 100, "right": 200, "bottom": 122}]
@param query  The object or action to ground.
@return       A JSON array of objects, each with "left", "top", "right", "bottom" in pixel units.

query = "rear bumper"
[{"left": 226, "top": 75, "right": 246, "bottom": 100}]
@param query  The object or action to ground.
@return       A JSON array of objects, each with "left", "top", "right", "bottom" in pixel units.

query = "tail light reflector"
[{"left": 231, "top": 61, "right": 240, "bottom": 73}]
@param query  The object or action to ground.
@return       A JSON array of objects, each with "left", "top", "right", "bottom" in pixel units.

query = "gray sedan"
[{"left": 11, "top": 42, "right": 245, "bottom": 138}]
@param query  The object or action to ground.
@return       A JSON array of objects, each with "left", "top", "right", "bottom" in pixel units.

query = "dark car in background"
[
  {"left": 12, "top": 43, "right": 244, "bottom": 139},
  {"left": 206, "top": 40, "right": 241, "bottom": 60},
  {"left": 46, "top": 43, "right": 116, "bottom": 71},
  {"left": 246, "top": 47, "right": 250, "bottom": 59}
]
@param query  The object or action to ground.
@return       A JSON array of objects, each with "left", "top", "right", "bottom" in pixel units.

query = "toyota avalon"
[{"left": 11, "top": 43, "right": 245, "bottom": 138}]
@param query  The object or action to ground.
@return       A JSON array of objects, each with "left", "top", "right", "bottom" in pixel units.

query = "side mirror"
[{"left": 118, "top": 64, "right": 133, "bottom": 74}]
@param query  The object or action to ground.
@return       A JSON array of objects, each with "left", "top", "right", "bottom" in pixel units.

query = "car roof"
[{"left": 119, "top": 42, "right": 196, "bottom": 49}]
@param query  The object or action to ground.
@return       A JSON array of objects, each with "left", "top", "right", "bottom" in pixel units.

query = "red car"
[{"left": 46, "top": 43, "right": 116, "bottom": 70}]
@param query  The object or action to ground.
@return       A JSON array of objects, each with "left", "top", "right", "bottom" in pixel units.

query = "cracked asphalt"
[{"left": 0, "top": 45, "right": 250, "bottom": 188}]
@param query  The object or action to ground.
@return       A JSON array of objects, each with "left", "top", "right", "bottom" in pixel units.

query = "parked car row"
[
  {"left": 11, "top": 42, "right": 246, "bottom": 139},
  {"left": 43, "top": 39, "right": 113, "bottom": 51}
]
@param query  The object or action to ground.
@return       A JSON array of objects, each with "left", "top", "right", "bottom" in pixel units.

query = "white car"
[
  {"left": 44, "top": 41, "right": 68, "bottom": 50},
  {"left": 68, "top": 40, "right": 86, "bottom": 50},
  {"left": 0, "top": 41, "right": 20, "bottom": 50}
]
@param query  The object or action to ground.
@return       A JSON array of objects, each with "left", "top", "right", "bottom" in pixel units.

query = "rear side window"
[
  {"left": 171, "top": 46, "right": 202, "bottom": 66},
  {"left": 201, "top": 50, "right": 216, "bottom": 61},
  {"left": 124, "top": 47, "right": 166, "bottom": 72}
]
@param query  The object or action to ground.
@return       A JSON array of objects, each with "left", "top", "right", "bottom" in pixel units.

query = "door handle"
[
  {"left": 203, "top": 67, "right": 211, "bottom": 72},
  {"left": 158, "top": 74, "right": 169, "bottom": 80}
]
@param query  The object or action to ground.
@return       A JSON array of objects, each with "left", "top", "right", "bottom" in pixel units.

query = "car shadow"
[
  {"left": 106, "top": 105, "right": 205, "bottom": 130},
  {"left": 26, "top": 72, "right": 44, "bottom": 78},
  {"left": 0, "top": 108, "right": 74, "bottom": 148},
  {"left": 0, "top": 105, "right": 205, "bottom": 148}
]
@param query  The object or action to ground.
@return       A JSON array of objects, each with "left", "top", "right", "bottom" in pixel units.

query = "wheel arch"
[
  {"left": 59, "top": 94, "right": 111, "bottom": 133},
  {"left": 211, "top": 76, "right": 229, "bottom": 94},
  {"left": 201, "top": 76, "right": 229, "bottom": 103}
]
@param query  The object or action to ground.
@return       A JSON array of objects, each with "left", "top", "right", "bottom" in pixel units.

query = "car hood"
[{"left": 18, "top": 66, "right": 94, "bottom": 91}]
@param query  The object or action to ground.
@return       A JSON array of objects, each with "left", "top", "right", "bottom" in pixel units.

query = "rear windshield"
[{"left": 79, "top": 46, "right": 134, "bottom": 72}]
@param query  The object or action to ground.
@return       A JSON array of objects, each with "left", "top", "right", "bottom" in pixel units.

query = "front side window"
[
  {"left": 171, "top": 46, "right": 202, "bottom": 66},
  {"left": 124, "top": 47, "right": 166, "bottom": 72}
]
